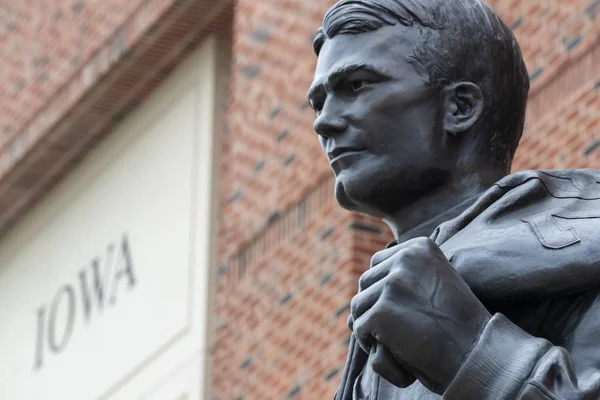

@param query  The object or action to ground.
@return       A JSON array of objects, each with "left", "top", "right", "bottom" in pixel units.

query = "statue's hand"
[{"left": 350, "top": 237, "right": 491, "bottom": 394}]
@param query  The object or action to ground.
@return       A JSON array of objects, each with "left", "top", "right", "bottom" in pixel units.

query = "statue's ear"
[{"left": 442, "top": 82, "right": 484, "bottom": 135}]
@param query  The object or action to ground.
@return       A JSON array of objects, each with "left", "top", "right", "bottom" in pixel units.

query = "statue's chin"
[
  {"left": 334, "top": 179, "right": 356, "bottom": 211},
  {"left": 334, "top": 177, "right": 387, "bottom": 219}
]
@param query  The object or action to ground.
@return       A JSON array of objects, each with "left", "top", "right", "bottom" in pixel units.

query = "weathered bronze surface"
[{"left": 308, "top": 1, "right": 600, "bottom": 399}]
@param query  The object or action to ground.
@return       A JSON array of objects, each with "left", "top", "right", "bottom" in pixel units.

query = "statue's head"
[{"left": 308, "top": 0, "right": 529, "bottom": 218}]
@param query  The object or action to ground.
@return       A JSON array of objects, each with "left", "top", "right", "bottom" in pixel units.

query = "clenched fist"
[{"left": 349, "top": 237, "right": 492, "bottom": 394}]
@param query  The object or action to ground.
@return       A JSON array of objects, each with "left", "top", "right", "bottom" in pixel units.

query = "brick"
[
  {"left": 251, "top": 27, "right": 271, "bottom": 43},
  {"left": 584, "top": 140, "right": 600, "bottom": 156},
  {"left": 214, "top": 1, "right": 600, "bottom": 398}
]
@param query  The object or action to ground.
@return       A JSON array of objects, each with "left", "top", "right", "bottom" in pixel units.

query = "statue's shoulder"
[
  {"left": 496, "top": 168, "right": 600, "bottom": 200},
  {"left": 439, "top": 169, "right": 600, "bottom": 303},
  {"left": 467, "top": 168, "right": 600, "bottom": 252},
  {"left": 436, "top": 168, "right": 600, "bottom": 248}
]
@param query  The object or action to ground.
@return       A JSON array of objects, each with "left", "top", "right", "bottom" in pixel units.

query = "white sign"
[{"left": 0, "top": 38, "right": 217, "bottom": 399}]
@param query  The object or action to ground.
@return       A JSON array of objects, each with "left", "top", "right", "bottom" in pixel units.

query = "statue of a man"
[{"left": 308, "top": 1, "right": 600, "bottom": 399}]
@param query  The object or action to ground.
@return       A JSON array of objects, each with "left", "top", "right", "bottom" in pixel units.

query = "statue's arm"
[{"left": 445, "top": 311, "right": 600, "bottom": 399}]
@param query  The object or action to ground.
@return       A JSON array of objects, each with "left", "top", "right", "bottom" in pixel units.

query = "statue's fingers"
[
  {"left": 351, "top": 279, "right": 385, "bottom": 321},
  {"left": 353, "top": 307, "right": 379, "bottom": 353},
  {"left": 370, "top": 237, "right": 430, "bottom": 267},
  {"left": 359, "top": 257, "right": 394, "bottom": 291},
  {"left": 370, "top": 244, "right": 402, "bottom": 267},
  {"left": 371, "top": 344, "right": 416, "bottom": 388}
]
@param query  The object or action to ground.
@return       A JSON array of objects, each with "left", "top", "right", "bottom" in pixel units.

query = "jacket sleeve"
[{"left": 444, "top": 313, "right": 600, "bottom": 399}]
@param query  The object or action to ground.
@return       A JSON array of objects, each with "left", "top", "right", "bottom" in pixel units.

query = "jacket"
[{"left": 335, "top": 169, "right": 600, "bottom": 399}]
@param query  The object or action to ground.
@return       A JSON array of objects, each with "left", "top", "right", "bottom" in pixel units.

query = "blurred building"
[{"left": 0, "top": 0, "right": 598, "bottom": 399}]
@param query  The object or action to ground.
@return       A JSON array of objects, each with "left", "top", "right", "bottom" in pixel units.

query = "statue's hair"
[{"left": 313, "top": 0, "right": 530, "bottom": 166}]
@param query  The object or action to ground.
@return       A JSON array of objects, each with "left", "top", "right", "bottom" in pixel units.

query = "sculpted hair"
[{"left": 313, "top": 0, "right": 530, "bottom": 166}]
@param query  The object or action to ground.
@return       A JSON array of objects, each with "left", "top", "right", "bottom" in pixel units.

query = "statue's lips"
[{"left": 328, "top": 149, "right": 367, "bottom": 165}]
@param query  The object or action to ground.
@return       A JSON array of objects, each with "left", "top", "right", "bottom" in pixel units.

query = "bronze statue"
[{"left": 307, "top": 0, "right": 600, "bottom": 399}]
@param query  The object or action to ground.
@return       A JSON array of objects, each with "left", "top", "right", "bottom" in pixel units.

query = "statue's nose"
[{"left": 313, "top": 103, "right": 348, "bottom": 138}]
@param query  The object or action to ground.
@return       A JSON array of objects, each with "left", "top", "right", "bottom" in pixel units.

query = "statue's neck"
[{"left": 384, "top": 173, "right": 499, "bottom": 243}]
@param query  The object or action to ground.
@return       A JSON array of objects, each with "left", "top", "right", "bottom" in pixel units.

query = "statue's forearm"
[{"left": 445, "top": 313, "right": 600, "bottom": 400}]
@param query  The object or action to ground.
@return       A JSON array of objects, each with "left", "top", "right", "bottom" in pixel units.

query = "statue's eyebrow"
[{"left": 307, "top": 63, "right": 390, "bottom": 100}]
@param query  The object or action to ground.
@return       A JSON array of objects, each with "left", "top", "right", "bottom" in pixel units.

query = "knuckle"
[
  {"left": 386, "top": 267, "right": 419, "bottom": 293},
  {"left": 390, "top": 249, "right": 415, "bottom": 270},
  {"left": 417, "top": 236, "right": 436, "bottom": 251},
  {"left": 371, "top": 302, "right": 390, "bottom": 321},
  {"left": 402, "top": 237, "right": 430, "bottom": 251},
  {"left": 358, "top": 274, "right": 368, "bottom": 291},
  {"left": 398, "top": 247, "right": 419, "bottom": 260},
  {"left": 350, "top": 295, "right": 360, "bottom": 317},
  {"left": 393, "top": 238, "right": 437, "bottom": 261},
  {"left": 354, "top": 318, "right": 368, "bottom": 339},
  {"left": 388, "top": 267, "right": 406, "bottom": 282},
  {"left": 385, "top": 269, "right": 406, "bottom": 289},
  {"left": 416, "top": 236, "right": 432, "bottom": 246},
  {"left": 369, "top": 253, "right": 378, "bottom": 267},
  {"left": 372, "top": 303, "right": 384, "bottom": 318},
  {"left": 370, "top": 250, "right": 386, "bottom": 267}
]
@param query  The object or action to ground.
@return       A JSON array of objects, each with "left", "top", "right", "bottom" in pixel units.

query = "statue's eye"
[{"left": 350, "top": 80, "right": 369, "bottom": 92}]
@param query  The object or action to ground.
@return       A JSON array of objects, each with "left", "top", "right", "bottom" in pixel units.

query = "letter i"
[{"left": 34, "top": 306, "right": 46, "bottom": 370}]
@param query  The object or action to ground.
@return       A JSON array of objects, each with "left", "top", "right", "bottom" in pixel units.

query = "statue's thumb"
[{"left": 371, "top": 344, "right": 416, "bottom": 388}]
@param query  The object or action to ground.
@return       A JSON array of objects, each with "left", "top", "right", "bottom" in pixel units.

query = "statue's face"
[{"left": 308, "top": 25, "right": 453, "bottom": 217}]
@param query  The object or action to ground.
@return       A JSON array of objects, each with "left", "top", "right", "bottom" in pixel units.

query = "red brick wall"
[
  {"left": 0, "top": 0, "right": 151, "bottom": 149},
  {"left": 0, "top": 1, "right": 231, "bottom": 236},
  {"left": 212, "top": 1, "right": 600, "bottom": 399},
  {"left": 486, "top": 0, "right": 600, "bottom": 170}
]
